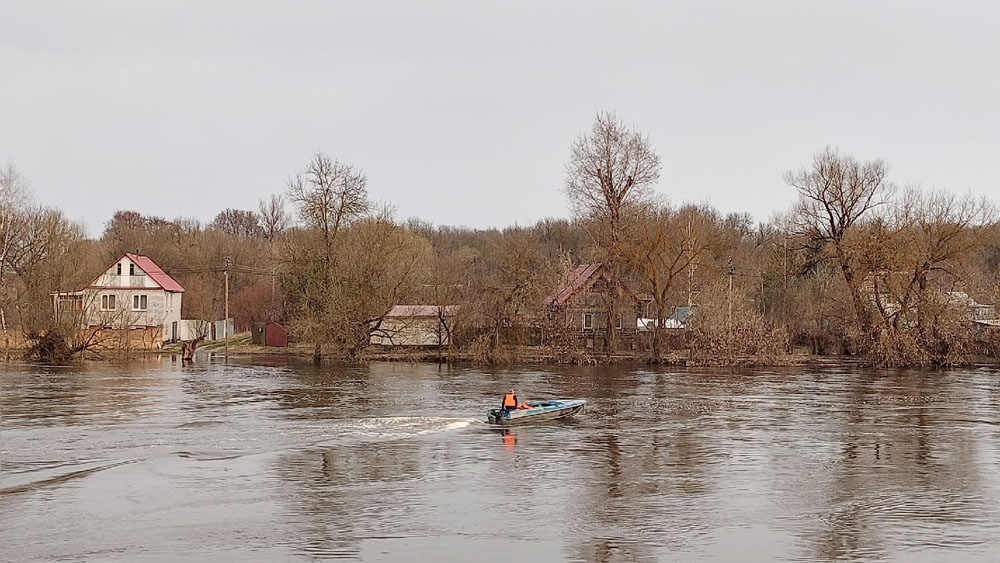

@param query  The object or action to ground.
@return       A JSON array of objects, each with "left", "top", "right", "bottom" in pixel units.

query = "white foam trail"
[
  {"left": 319, "top": 416, "right": 481, "bottom": 444},
  {"left": 418, "top": 418, "right": 479, "bottom": 434}
]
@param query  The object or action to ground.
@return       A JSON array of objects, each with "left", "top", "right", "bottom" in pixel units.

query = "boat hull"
[{"left": 487, "top": 399, "right": 586, "bottom": 425}]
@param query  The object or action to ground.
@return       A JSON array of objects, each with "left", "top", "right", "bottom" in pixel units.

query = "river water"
[{"left": 2, "top": 358, "right": 999, "bottom": 562}]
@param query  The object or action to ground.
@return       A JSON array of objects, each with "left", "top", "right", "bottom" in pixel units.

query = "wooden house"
[{"left": 542, "top": 263, "right": 640, "bottom": 350}]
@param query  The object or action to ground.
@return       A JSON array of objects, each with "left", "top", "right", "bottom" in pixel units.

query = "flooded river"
[{"left": 2, "top": 358, "right": 1000, "bottom": 562}]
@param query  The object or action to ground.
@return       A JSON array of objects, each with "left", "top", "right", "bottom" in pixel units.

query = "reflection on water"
[{"left": 2, "top": 360, "right": 1000, "bottom": 561}]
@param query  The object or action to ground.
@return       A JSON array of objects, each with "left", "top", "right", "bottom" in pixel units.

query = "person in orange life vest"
[{"left": 502, "top": 389, "right": 518, "bottom": 413}]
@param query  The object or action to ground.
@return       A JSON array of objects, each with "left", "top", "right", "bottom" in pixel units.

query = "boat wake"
[
  {"left": 0, "top": 458, "right": 143, "bottom": 497},
  {"left": 315, "top": 416, "right": 481, "bottom": 445}
]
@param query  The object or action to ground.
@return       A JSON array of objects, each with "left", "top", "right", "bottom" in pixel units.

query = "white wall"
[{"left": 81, "top": 287, "right": 182, "bottom": 343}]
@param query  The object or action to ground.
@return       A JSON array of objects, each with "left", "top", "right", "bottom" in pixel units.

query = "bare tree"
[
  {"left": 284, "top": 153, "right": 371, "bottom": 362},
  {"left": 627, "top": 203, "right": 723, "bottom": 357},
  {"left": 463, "top": 229, "right": 553, "bottom": 363},
  {"left": 857, "top": 189, "right": 999, "bottom": 366},
  {"left": 785, "top": 147, "right": 894, "bottom": 336},
  {"left": 0, "top": 162, "right": 31, "bottom": 355},
  {"left": 565, "top": 111, "right": 661, "bottom": 248},
  {"left": 287, "top": 153, "right": 369, "bottom": 269},
  {"left": 565, "top": 112, "right": 661, "bottom": 354},
  {"left": 257, "top": 194, "right": 289, "bottom": 240},
  {"left": 211, "top": 208, "right": 262, "bottom": 238},
  {"left": 333, "top": 210, "right": 432, "bottom": 360}
]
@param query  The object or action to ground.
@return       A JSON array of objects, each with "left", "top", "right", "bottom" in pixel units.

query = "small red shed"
[{"left": 264, "top": 322, "right": 288, "bottom": 347}]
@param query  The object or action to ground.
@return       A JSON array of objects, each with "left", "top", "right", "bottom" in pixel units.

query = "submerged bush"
[{"left": 688, "top": 282, "right": 791, "bottom": 366}]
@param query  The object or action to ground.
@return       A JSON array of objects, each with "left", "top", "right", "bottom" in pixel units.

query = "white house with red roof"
[{"left": 53, "top": 253, "right": 184, "bottom": 344}]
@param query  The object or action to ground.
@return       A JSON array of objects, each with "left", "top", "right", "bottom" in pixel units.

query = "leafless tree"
[
  {"left": 565, "top": 112, "right": 661, "bottom": 354},
  {"left": 285, "top": 153, "right": 371, "bottom": 361},
  {"left": 461, "top": 229, "right": 554, "bottom": 363},
  {"left": 565, "top": 111, "right": 661, "bottom": 247},
  {"left": 427, "top": 245, "right": 476, "bottom": 361},
  {"left": 856, "top": 189, "right": 999, "bottom": 366},
  {"left": 258, "top": 194, "right": 290, "bottom": 240},
  {"left": 287, "top": 153, "right": 369, "bottom": 267},
  {"left": 333, "top": 210, "right": 432, "bottom": 360},
  {"left": 627, "top": 203, "right": 723, "bottom": 357},
  {"left": 211, "top": 208, "right": 262, "bottom": 238},
  {"left": 0, "top": 162, "right": 31, "bottom": 355},
  {"left": 785, "top": 147, "right": 894, "bottom": 335}
]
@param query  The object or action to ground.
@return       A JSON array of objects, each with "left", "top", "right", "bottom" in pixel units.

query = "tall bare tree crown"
[
  {"left": 286, "top": 153, "right": 370, "bottom": 240},
  {"left": 784, "top": 147, "right": 893, "bottom": 242},
  {"left": 564, "top": 112, "right": 661, "bottom": 229},
  {"left": 257, "top": 194, "right": 290, "bottom": 240}
]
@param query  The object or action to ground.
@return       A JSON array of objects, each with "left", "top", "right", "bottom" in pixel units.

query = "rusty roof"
[{"left": 543, "top": 263, "right": 603, "bottom": 306}]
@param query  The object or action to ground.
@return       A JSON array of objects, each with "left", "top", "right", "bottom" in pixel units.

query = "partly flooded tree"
[
  {"left": 565, "top": 112, "right": 661, "bottom": 354},
  {"left": 284, "top": 153, "right": 370, "bottom": 362},
  {"left": 463, "top": 228, "right": 554, "bottom": 364},
  {"left": 785, "top": 147, "right": 894, "bottom": 347},
  {"left": 856, "top": 189, "right": 999, "bottom": 366},
  {"left": 626, "top": 203, "right": 724, "bottom": 358}
]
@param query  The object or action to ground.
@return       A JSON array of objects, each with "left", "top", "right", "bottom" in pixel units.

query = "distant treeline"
[{"left": 3, "top": 113, "right": 999, "bottom": 365}]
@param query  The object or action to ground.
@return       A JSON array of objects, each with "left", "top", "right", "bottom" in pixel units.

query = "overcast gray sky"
[{"left": 2, "top": 1, "right": 998, "bottom": 236}]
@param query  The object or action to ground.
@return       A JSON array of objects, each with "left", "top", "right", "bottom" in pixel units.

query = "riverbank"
[
  {"left": 14, "top": 331, "right": 998, "bottom": 367},
  {"left": 153, "top": 333, "right": 832, "bottom": 367}
]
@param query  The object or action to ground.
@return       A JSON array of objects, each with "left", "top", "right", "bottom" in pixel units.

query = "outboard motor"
[{"left": 487, "top": 408, "right": 506, "bottom": 424}]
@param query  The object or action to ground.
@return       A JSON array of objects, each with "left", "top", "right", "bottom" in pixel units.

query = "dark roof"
[{"left": 543, "top": 263, "right": 603, "bottom": 306}]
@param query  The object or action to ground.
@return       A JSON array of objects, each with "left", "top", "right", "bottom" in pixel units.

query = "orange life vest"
[{"left": 502, "top": 392, "right": 517, "bottom": 408}]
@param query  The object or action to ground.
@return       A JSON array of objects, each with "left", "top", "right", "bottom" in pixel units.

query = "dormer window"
[
  {"left": 116, "top": 264, "right": 122, "bottom": 275},
  {"left": 129, "top": 263, "right": 135, "bottom": 276}
]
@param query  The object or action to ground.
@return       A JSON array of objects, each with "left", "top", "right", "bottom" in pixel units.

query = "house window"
[
  {"left": 616, "top": 315, "right": 622, "bottom": 330},
  {"left": 129, "top": 263, "right": 135, "bottom": 276},
  {"left": 133, "top": 295, "right": 147, "bottom": 310},
  {"left": 583, "top": 313, "right": 594, "bottom": 330},
  {"left": 116, "top": 263, "right": 122, "bottom": 275},
  {"left": 57, "top": 295, "right": 83, "bottom": 312},
  {"left": 101, "top": 294, "right": 116, "bottom": 310}
]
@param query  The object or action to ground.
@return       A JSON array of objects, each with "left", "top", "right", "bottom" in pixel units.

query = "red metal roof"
[
  {"left": 543, "top": 263, "right": 603, "bottom": 306},
  {"left": 124, "top": 253, "right": 185, "bottom": 293}
]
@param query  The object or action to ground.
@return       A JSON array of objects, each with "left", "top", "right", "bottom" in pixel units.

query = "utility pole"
[
  {"left": 727, "top": 258, "right": 735, "bottom": 334},
  {"left": 224, "top": 256, "right": 230, "bottom": 362},
  {"left": 687, "top": 216, "right": 693, "bottom": 309},
  {"left": 761, "top": 277, "right": 765, "bottom": 315},
  {"left": 782, "top": 233, "right": 788, "bottom": 325}
]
